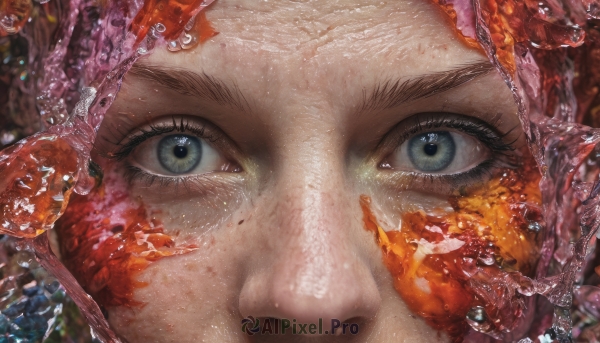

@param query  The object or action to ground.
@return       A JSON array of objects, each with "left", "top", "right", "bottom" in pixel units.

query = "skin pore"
[{"left": 53, "top": 0, "right": 542, "bottom": 342}]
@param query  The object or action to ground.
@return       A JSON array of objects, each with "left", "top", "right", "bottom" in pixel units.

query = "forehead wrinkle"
[
  {"left": 208, "top": 0, "right": 427, "bottom": 54},
  {"left": 359, "top": 61, "right": 494, "bottom": 112},
  {"left": 128, "top": 63, "right": 250, "bottom": 113}
]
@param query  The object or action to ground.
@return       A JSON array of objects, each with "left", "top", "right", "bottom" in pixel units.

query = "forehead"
[{"left": 144, "top": 0, "right": 487, "bottom": 93}]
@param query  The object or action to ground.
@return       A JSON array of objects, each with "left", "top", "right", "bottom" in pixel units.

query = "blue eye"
[
  {"left": 408, "top": 131, "right": 456, "bottom": 172},
  {"left": 157, "top": 135, "right": 202, "bottom": 174}
]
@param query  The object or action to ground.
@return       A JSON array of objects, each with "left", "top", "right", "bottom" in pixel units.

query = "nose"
[{"left": 238, "top": 141, "right": 381, "bottom": 325}]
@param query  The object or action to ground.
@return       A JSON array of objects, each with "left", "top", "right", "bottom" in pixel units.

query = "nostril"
[
  {"left": 238, "top": 186, "right": 382, "bottom": 338},
  {"left": 238, "top": 238, "right": 382, "bottom": 330}
]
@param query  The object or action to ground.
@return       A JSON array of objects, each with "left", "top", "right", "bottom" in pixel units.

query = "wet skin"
[{"left": 54, "top": 0, "right": 542, "bottom": 342}]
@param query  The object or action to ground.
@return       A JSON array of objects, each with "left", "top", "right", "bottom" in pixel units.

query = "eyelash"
[
  {"left": 106, "top": 114, "right": 517, "bottom": 192},
  {"left": 109, "top": 117, "right": 222, "bottom": 161},
  {"left": 379, "top": 113, "right": 519, "bottom": 193},
  {"left": 106, "top": 116, "right": 235, "bottom": 188}
]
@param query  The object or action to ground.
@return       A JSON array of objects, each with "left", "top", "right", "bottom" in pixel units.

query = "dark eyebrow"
[
  {"left": 128, "top": 64, "right": 249, "bottom": 113},
  {"left": 359, "top": 62, "right": 494, "bottom": 112}
]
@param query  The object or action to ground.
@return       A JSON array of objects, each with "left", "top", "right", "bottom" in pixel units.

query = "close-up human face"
[
  {"left": 49, "top": 0, "right": 543, "bottom": 342},
  {"left": 6, "top": 0, "right": 600, "bottom": 340}
]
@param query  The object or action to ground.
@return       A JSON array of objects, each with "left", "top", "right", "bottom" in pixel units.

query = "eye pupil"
[
  {"left": 173, "top": 145, "right": 188, "bottom": 159},
  {"left": 423, "top": 143, "right": 438, "bottom": 156}
]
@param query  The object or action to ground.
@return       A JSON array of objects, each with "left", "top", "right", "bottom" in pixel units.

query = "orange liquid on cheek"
[
  {"left": 361, "top": 158, "right": 542, "bottom": 341},
  {"left": 55, "top": 179, "right": 197, "bottom": 308}
]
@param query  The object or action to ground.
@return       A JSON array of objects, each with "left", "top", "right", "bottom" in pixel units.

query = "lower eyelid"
[
  {"left": 121, "top": 165, "right": 244, "bottom": 194},
  {"left": 376, "top": 159, "right": 505, "bottom": 195}
]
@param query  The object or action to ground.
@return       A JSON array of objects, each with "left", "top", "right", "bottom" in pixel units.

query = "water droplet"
[
  {"left": 478, "top": 253, "right": 496, "bottom": 265},
  {"left": 15, "top": 251, "right": 35, "bottom": 269},
  {"left": 466, "top": 306, "right": 492, "bottom": 333},
  {"left": 527, "top": 221, "right": 542, "bottom": 232},
  {"left": 110, "top": 18, "right": 125, "bottom": 27},
  {"left": 45, "top": 116, "right": 56, "bottom": 125},
  {"left": 154, "top": 23, "right": 166, "bottom": 33},
  {"left": 0, "top": 15, "right": 18, "bottom": 35},
  {"left": 167, "top": 41, "right": 182, "bottom": 52},
  {"left": 181, "top": 33, "right": 193, "bottom": 46},
  {"left": 42, "top": 277, "right": 59, "bottom": 294},
  {"left": 0, "top": 131, "right": 16, "bottom": 146}
]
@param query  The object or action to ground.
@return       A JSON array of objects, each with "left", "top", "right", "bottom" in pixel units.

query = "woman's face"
[{"left": 55, "top": 0, "right": 542, "bottom": 341}]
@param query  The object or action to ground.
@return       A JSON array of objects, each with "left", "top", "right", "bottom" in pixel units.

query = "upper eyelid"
[
  {"left": 380, "top": 113, "right": 517, "bottom": 153},
  {"left": 107, "top": 116, "right": 224, "bottom": 161}
]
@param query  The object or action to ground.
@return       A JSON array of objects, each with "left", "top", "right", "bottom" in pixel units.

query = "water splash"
[
  {"left": 0, "top": 0, "right": 216, "bottom": 341},
  {"left": 431, "top": 0, "right": 600, "bottom": 341},
  {"left": 0, "top": 0, "right": 599, "bottom": 341},
  {"left": 0, "top": 235, "right": 92, "bottom": 342}
]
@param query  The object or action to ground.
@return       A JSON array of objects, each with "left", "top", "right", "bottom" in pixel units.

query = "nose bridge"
[
  {"left": 272, "top": 132, "right": 348, "bottom": 292},
  {"left": 237, "top": 127, "right": 380, "bottom": 323},
  {"left": 271, "top": 145, "right": 366, "bottom": 320},
  {"left": 276, "top": 179, "right": 340, "bottom": 299}
]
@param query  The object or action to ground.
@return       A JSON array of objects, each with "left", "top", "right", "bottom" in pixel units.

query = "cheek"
[
  {"left": 106, "top": 236, "right": 250, "bottom": 342},
  {"left": 55, "top": 169, "right": 198, "bottom": 308},
  {"left": 362, "top": 153, "right": 542, "bottom": 342}
]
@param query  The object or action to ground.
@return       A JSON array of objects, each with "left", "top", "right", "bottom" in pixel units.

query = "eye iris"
[
  {"left": 408, "top": 131, "right": 455, "bottom": 172},
  {"left": 158, "top": 135, "right": 202, "bottom": 174}
]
